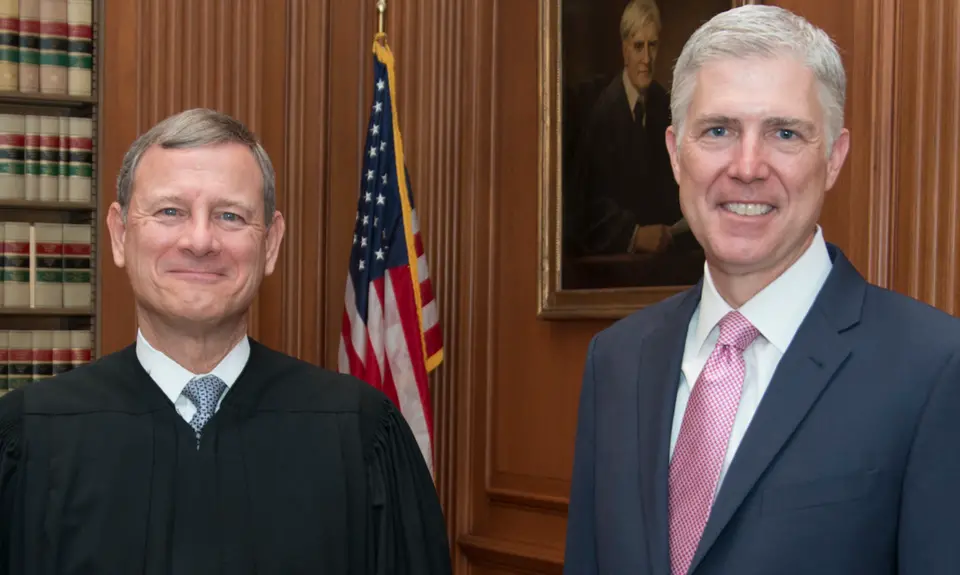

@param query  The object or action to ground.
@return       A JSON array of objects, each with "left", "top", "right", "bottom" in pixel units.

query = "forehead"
[
  {"left": 627, "top": 20, "right": 658, "bottom": 42},
  {"left": 132, "top": 143, "right": 262, "bottom": 202},
  {"left": 689, "top": 55, "right": 821, "bottom": 121}
]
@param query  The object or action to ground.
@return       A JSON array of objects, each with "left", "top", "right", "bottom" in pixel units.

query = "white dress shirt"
[
  {"left": 669, "top": 226, "right": 833, "bottom": 491},
  {"left": 136, "top": 329, "right": 250, "bottom": 424}
]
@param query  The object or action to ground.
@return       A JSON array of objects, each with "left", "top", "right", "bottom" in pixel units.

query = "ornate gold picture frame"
[{"left": 538, "top": 0, "right": 761, "bottom": 319}]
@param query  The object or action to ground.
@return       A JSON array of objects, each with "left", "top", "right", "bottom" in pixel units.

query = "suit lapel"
[
  {"left": 636, "top": 286, "right": 701, "bottom": 575},
  {"left": 687, "top": 247, "right": 865, "bottom": 574}
]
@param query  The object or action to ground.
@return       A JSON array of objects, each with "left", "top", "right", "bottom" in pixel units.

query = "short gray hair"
[
  {"left": 116, "top": 108, "right": 276, "bottom": 223},
  {"left": 620, "top": 0, "right": 662, "bottom": 41},
  {"left": 671, "top": 4, "right": 846, "bottom": 152}
]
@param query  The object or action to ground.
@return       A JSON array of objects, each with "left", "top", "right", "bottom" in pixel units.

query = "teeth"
[{"left": 723, "top": 202, "right": 773, "bottom": 216}]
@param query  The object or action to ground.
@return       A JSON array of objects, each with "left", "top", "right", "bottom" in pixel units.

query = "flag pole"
[{"left": 377, "top": 0, "right": 386, "bottom": 35}]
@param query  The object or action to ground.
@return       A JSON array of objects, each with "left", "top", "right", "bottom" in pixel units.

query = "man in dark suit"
[{"left": 565, "top": 5, "right": 960, "bottom": 575}]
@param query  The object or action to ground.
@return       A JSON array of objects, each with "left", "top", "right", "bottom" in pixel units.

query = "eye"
[
  {"left": 158, "top": 207, "right": 181, "bottom": 217},
  {"left": 218, "top": 212, "right": 245, "bottom": 224},
  {"left": 706, "top": 127, "right": 727, "bottom": 137},
  {"left": 776, "top": 129, "right": 797, "bottom": 140}
]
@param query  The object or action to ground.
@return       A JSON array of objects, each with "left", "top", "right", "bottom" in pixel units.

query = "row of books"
[
  {"left": 0, "top": 0, "right": 93, "bottom": 97},
  {"left": 0, "top": 328, "right": 91, "bottom": 389},
  {"left": 0, "top": 112, "right": 92, "bottom": 202},
  {"left": 1, "top": 220, "right": 91, "bottom": 308}
]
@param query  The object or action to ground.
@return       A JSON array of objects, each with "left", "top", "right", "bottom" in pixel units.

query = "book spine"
[
  {"left": 18, "top": 0, "right": 39, "bottom": 93},
  {"left": 0, "top": 0, "right": 18, "bottom": 92},
  {"left": 51, "top": 329, "right": 69, "bottom": 375},
  {"left": 7, "top": 330, "right": 32, "bottom": 389},
  {"left": 61, "top": 222, "right": 88, "bottom": 307},
  {"left": 65, "top": 0, "right": 89, "bottom": 96},
  {"left": 32, "top": 222, "right": 62, "bottom": 307},
  {"left": 38, "top": 0, "right": 66, "bottom": 94},
  {"left": 38, "top": 115, "right": 57, "bottom": 201},
  {"left": 67, "top": 116, "right": 90, "bottom": 202},
  {"left": 69, "top": 328, "right": 89, "bottom": 367},
  {"left": 30, "top": 329, "right": 51, "bottom": 381},
  {"left": 57, "top": 115, "right": 66, "bottom": 200},
  {"left": 0, "top": 113, "right": 24, "bottom": 200},
  {"left": 2, "top": 221, "right": 29, "bottom": 307},
  {"left": 24, "top": 114, "right": 38, "bottom": 200}
]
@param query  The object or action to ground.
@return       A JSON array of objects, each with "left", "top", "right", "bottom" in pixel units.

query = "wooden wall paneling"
[
  {"left": 100, "top": 0, "right": 139, "bottom": 355},
  {"left": 894, "top": 0, "right": 960, "bottom": 313},
  {"left": 281, "top": 0, "right": 329, "bottom": 364},
  {"left": 321, "top": 0, "right": 367, "bottom": 371},
  {"left": 449, "top": 0, "right": 497, "bottom": 570}
]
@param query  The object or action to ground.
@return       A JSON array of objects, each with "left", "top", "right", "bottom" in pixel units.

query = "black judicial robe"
[{"left": 0, "top": 340, "right": 452, "bottom": 575}]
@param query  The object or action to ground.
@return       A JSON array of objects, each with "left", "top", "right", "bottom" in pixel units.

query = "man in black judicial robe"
[{"left": 0, "top": 108, "right": 453, "bottom": 574}]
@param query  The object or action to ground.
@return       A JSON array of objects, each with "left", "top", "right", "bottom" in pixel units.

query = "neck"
[
  {"left": 709, "top": 231, "right": 816, "bottom": 308},
  {"left": 137, "top": 307, "right": 246, "bottom": 373}
]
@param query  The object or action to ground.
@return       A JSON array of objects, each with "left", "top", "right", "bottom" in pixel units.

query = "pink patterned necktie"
[{"left": 668, "top": 311, "right": 759, "bottom": 575}]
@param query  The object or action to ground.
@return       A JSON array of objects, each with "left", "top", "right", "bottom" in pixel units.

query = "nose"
[
  {"left": 728, "top": 131, "right": 770, "bottom": 183},
  {"left": 177, "top": 214, "right": 220, "bottom": 257},
  {"left": 640, "top": 45, "right": 651, "bottom": 65}
]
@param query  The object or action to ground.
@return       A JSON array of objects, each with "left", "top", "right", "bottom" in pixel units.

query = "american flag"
[{"left": 338, "top": 37, "right": 444, "bottom": 475}]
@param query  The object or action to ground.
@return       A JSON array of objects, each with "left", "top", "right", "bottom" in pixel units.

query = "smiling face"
[
  {"left": 666, "top": 55, "right": 849, "bottom": 292},
  {"left": 106, "top": 142, "right": 284, "bottom": 329},
  {"left": 622, "top": 20, "right": 659, "bottom": 92}
]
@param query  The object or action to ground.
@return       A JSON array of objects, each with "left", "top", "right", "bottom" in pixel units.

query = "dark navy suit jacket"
[{"left": 564, "top": 245, "right": 960, "bottom": 574}]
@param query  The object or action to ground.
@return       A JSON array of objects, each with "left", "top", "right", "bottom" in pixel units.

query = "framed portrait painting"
[{"left": 538, "top": 0, "right": 762, "bottom": 319}]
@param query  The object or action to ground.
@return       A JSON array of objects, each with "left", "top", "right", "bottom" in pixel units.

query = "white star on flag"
[
  {"left": 366, "top": 169, "right": 374, "bottom": 181},
  {"left": 375, "top": 248, "right": 385, "bottom": 260},
  {"left": 377, "top": 79, "right": 385, "bottom": 91},
  {"left": 376, "top": 194, "right": 385, "bottom": 205},
  {"left": 374, "top": 101, "right": 383, "bottom": 113}
]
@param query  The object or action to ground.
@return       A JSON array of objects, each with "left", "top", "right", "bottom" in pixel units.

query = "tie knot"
[
  {"left": 183, "top": 374, "right": 227, "bottom": 417},
  {"left": 716, "top": 311, "right": 760, "bottom": 351}
]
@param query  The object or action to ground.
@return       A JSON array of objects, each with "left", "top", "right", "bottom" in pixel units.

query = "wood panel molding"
[
  {"left": 893, "top": 0, "right": 960, "bottom": 313},
  {"left": 458, "top": 535, "right": 563, "bottom": 574}
]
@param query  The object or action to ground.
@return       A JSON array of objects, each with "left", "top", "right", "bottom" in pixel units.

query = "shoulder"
[
  {"left": 250, "top": 341, "right": 392, "bottom": 415},
  {"left": 860, "top": 283, "right": 960, "bottom": 358},
  {"left": 248, "top": 342, "right": 413, "bottom": 457},
  {"left": 588, "top": 286, "right": 697, "bottom": 360}
]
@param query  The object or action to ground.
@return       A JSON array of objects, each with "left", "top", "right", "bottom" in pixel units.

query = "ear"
[
  {"left": 665, "top": 125, "right": 682, "bottom": 185},
  {"left": 824, "top": 128, "right": 850, "bottom": 191},
  {"left": 263, "top": 211, "right": 286, "bottom": 276},
  {"left": 106, "top": 202, "right": 128, "bottom": 268}
]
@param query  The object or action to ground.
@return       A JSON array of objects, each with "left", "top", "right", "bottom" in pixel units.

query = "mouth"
[
  {"left": 168, "top": 270, "right": 224, "bottom": 282},
  {"left": 720, "top": 202, "right": 775, "bottom": 217}
]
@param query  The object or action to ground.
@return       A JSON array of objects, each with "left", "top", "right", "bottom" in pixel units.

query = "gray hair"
[
  {"left": 670, "top": 4, "right": 846, "bottom": 153},
  {"left": 116, "top": 108, "right": 276, "bottom": 224},
  {"left": 620, "top": 0, "right": 662, "bottom": 41}
]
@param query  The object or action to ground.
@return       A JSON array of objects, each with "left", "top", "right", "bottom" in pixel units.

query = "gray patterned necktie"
[{"left": 182, "top": 374, "right": 227, "bottom": 448}]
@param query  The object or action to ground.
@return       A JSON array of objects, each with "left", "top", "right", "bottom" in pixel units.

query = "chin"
[{"left": 705, "top": 237, "right": 775, "bottom": 273}]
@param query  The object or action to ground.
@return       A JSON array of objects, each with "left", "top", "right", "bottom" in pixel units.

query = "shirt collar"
[
  {"left": 694, "top": 226, "right": 833, "bottom": 354},
  {"left": 136, "top": 329, "right": 250, "bottom": 405}
]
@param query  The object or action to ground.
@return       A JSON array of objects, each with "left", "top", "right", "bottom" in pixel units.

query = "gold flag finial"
[{"left": 377, "top": 0, "right": 386, "bottom": 35}]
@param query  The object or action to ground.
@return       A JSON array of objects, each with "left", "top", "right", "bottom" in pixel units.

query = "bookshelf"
[{"left": 0, "top": 0, "right": 102, "bottom": 396}]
